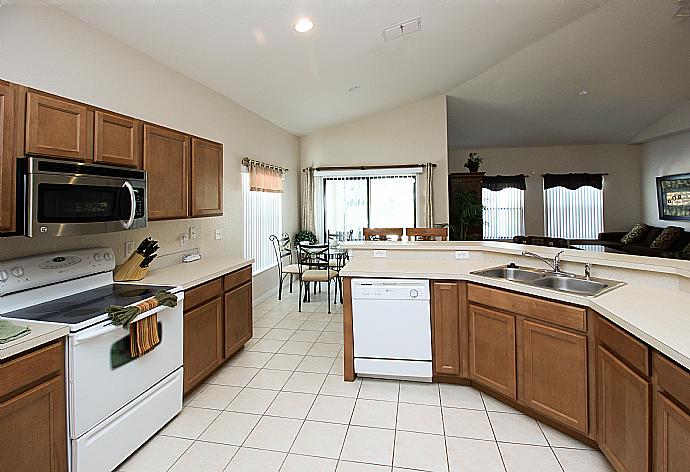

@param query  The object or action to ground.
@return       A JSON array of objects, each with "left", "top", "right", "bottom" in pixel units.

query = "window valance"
[
  {"left": 543, "top": 173, "right": 604, "bottom": 191},
  {"left": 482, "top": 175, "right": 527, "bottom": 191},
  {"left": 243, "top": 157, "right": 287, "bottom": 193}
]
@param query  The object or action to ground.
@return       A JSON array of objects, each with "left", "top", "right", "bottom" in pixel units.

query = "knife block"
[{"left": 114, "top": 253, "right": 149, "bottom": 282}]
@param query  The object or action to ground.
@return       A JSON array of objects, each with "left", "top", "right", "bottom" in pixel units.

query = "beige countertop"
[
  {"left": 141, "top": 255, "right": 253, "bottom": 290},
  {"left": 340, "top": 258, "right": 690, "bottom": 372},
  {"left": 0, "top": 320, "right": 69, "bottom": 361}
]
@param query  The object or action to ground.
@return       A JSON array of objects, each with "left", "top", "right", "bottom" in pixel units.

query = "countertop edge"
[{"left": 0, "top": 323, "right": 69, "bottom": 361}]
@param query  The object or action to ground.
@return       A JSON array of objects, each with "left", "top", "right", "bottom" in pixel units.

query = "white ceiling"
[
  {"left": 447, "top": 0, "right": 690, "bottom": 149},
  {"left": 48, "top": 0, "right": 690, "bottom": 146}
]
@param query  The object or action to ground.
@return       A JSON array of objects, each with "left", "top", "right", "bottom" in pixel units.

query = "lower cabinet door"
[
  {"left": 432, "top": 282, "right": 461, "bottom": 377},
  {"left": 654, "top": 392, "right": 690, "bottom": 472},
  {"left": 469, "top": 304, "right": 517, "bottom": 399},
  {"left": 519, "top": 319, "right": 589, "bottom": 434},
  {"left": 224, "top": 282, "right": 253, "bottom": 359},
  {"left": 0, "top": 376, "right": 67, "bottom": 472},
  {"left": 597, "top": 345, "right": 650, "bottom": 472},
  {"left": 183, "top": 297, "right": 223, "bottom": 394}
]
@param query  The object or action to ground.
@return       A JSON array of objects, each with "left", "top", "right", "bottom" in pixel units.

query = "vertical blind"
[
  {"left": 317, "top": 174, "right": 417, "bottom": 241},
  {"left": 482, "top": 188, "right": 525, "bottom": 240},
  {"left": 243, "top": 172, "right": 282, "bottom": 274},
  {"left": 544, "top": 185, "right": 603, "bottom": 239}
]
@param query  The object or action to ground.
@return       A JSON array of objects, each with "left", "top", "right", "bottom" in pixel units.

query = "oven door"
[
  {"left": 27, "top": 172, "right": 147, "bottom": 237},
  {"left": 67, "top": 296, "right": 183, "bottom": 439}
]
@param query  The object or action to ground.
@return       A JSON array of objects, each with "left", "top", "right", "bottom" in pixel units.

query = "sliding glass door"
[{"left": 322, "top": 175, "right": 416, "bottom": 240}]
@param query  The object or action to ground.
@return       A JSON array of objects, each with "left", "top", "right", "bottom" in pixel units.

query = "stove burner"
[{"left": 119, "top": 289, "right": 155, "bottom": 298}]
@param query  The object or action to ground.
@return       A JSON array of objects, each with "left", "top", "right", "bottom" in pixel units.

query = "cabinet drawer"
[
  {"left": 654, "top": 352, "right": 690, "bottom": 410},
  {"left": 596, "top": 316, "right": 649, "bottom": 378},
  {"left": 0, "top": 340, "right": 63, "bottom": 398},
  {"left": 223, "top": 267, "right": 252, "bottom": 292},
  {"left": 185, "top": 278, "right": 222, "bottom": 311},
  {"left": 468, "top": 284, "right": 586, "bottom": 331}
]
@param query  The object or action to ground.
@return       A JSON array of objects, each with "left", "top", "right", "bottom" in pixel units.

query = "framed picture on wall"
[{"left": 657, "top": 173, "right": 690, "bottom": 221}]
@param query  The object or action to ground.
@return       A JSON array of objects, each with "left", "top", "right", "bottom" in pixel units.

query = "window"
[
  {"left": 543, "top": 174, "right": 604, "bottom": 240},
  {"left": 317, "top": 172, "right": 417, "bottom": 240},
  {"left": 243, "top": 173, "right": 282, "bottom": 274},
  {"left": 482, "top": 187, "right": 525, "bottom": 240}
]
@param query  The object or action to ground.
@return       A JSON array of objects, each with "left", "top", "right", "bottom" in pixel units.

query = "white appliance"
[
  {"left": 351, "top": 278, "right": 432, "bottom": 382},
  {"left": 0, "top": 248, "right": 184, "bottom": 472}
]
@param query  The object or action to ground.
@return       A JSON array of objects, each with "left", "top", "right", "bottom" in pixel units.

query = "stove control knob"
[
  {"left": 104, "top": 252, "right": 113, "bottom": 261},
  {"left": 0, "top": 270, "right": 9, "bottom": 282},
  {"left": 11, "top": 266, "right": 24, "bottom": 278},
  {"left": 94, "top": 253, "right": 103, "bottom": 262}
]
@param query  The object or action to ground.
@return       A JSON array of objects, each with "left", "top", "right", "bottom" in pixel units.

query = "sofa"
[{"left": 592, "top": 226, "right": 690, "bottom": 259}]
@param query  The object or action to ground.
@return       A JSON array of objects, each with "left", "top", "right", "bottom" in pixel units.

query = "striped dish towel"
[{"left": 130, "top": 313, "right": 160, "bottom": 358}]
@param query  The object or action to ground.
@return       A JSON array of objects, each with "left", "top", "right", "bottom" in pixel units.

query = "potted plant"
[
  {"left": 450, "top": 189, "right": 484, "bottom": 240},
  {"left": 464, "top": 152, "right": 483, "bottom": 173},
  {"left": 295, "top": 230, "right": 317, "bottom": 245}
]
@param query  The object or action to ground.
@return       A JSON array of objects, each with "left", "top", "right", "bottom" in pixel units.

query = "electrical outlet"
[
  {"left": 455, "top": 250, "right": 470, "bottom": 260},
  {"left": 189, "top": 226, "right": 197, "bottom": 240},
  {"left": 180, "top": 234, "right": 189, "bottom": 247},
  {"left": 373, "top": 249, "right": 387, "bottom": 258},
  {"left": 125, "top": 241, "right": 134, "bottom": 257},
  {"left": 215, "top": 229, "right": 223, "bottom": 240}
]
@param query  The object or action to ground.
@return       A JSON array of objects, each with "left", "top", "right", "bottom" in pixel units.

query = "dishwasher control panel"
[{"left": 351, "top": 279, "right": 430, "bottom": 300}]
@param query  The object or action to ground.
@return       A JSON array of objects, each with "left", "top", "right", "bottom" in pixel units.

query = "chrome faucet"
[
  {"left": 521, "top": 250, "right": 567, "bottom": 274},
  {"left": 584, "top": 262, "right": 592, "bottom": 280}
]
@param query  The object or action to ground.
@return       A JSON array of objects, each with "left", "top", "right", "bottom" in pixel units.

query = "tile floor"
[{"left": 117, "top": 287, "right": 615, "bottom": 472}]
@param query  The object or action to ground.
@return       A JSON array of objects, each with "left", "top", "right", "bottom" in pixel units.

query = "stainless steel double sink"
[{"left": 470, "top": 265, "right": 625, "bottom": 297}]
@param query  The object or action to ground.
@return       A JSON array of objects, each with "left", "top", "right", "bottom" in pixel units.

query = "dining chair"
[
  {"left": 296, "top": 243, "right": 338, "bottom": 314},
  {"left": 406, "top": 227, "right": 448, "bottom": 241},
  {"left": 269, "top": 233, "right": 301, "bottom": 300},
  {"left": 362, "top": 228, "right": 404, "bottom": 241}
]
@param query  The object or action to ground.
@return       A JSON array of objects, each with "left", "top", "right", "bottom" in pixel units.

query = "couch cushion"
[
  {"left": 681, "top": 242, "right": 690, "bottom": 260},
  {"left": 670, "top": 231, "right": 690, "bottom": 252},
  {"left": 622, "top": 244, "right": 668, "bottom": 257},
  {"left": 620, "top": 223, "right": 649, "bottom": 244},
  {"left": 650, "top": 226, "right": 685, "bottom": 250},
  {"left": 641, "top": 227, "right": 663, "bottom": 246}
]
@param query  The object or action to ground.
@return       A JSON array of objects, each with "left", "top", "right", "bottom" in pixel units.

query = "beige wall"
[
  {"left": 300, "top": 95, "right": 449, "bottom": 225},
  {"left": 448, "top": 144, "right": 643, "bottom": 235},
  {"left": 640, "top": 130, "right": 690, "bottom": 231},
  {"left": 0, "top": 5, "right": 300, "bottom": 301}
]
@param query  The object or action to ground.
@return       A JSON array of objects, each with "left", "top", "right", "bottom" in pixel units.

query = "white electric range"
[{"left": 0, "top": 248, "right": 185, "bottom": 472}]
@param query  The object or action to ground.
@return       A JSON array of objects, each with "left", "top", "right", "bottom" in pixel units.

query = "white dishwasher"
[{"left": 352, "top": 278, "right": 432, "bottom": 382}]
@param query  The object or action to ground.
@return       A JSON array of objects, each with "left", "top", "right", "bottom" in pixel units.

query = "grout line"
[{"left": 482, "top": 391, "right": 509, "bottom": 472}]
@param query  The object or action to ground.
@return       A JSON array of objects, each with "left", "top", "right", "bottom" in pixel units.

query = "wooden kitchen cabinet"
[
  {"left": 432, "top": 281, "right": 467, "bottom": 378},
  {"left": 597, "top": 345, "right": 651, "bottom": 472},
  {"left": 519, "top": 319, "right": 589, "bottom": 434},
  {"left": 191, "top": 137, "right": 223, "bottom": 217},
  {"left": 25, "top": 91, "right": 90, "bottom": 161},
  {"left": 143, "top": 123, "right": 190, "bottom": 220},
  {"left": 0, "top": 82, "right": 16, "bottom": 233},
  {"left": 468, "top": 304, "right": 517, "bottom": 398},
  {"left": 653, "top": 352, "right": 690, "bottom": 472},
  {"left": 183, "top": 297, "right": 223, "bottom": 394},
  {"left": 224, "top": 281, "right": 253, "bottom": 360},
  {"left": 94, "top": 110, "right": 142, "bottom": 168},
  {"left": 0, "top": 341, "right": 67, "bottom": 472}
]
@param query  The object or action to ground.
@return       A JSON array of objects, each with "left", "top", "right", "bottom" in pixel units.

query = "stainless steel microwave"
[{"left": 22, "top": 157, "right": 147, "bottom": 238}]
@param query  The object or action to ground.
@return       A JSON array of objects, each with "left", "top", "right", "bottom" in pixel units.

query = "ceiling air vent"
[
  {"left": 675, "top": 0, "right": 690, "bottom": 17},
  {"left": 383, "top": 17, "right": 421, "bottom": 41}
]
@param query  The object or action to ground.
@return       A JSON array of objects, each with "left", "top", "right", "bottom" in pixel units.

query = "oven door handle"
[
  {"left": 122, "top": 181, "right": 136, "bottom": 229},
  {"left": 73, "top": 323, "right": 123, "bottom": 345}
]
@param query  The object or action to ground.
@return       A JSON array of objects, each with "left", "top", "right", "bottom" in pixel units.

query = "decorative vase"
[{"left": 467, "top": 164, "right": 479, "bottom": 173}]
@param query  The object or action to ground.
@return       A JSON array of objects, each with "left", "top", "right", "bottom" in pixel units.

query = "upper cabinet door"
[
  {"left": 25, "top": 91, "right": 89, "bottom": 161},
  {"left": 143, "top": 124, "right": 190, "bottom": 220},
  {"left": 190, "top": 137, "right": 223, "bottom": 217},
  {"left": 0, "top": 83, "right": 16, "bottom": 233},
  {"left": 94, "top": 110, "right": 142, "bottom": 168}
]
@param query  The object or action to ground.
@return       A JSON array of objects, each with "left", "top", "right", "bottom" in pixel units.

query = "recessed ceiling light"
[
  {"left": 294, "top": 18, "right": 314, "bottom": 33},
  {"left": 348, "top": 85, "right": 361, "bottom": 93},
  {"left": 578, "top": 90, "right": 589, "bottom": 96}
]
